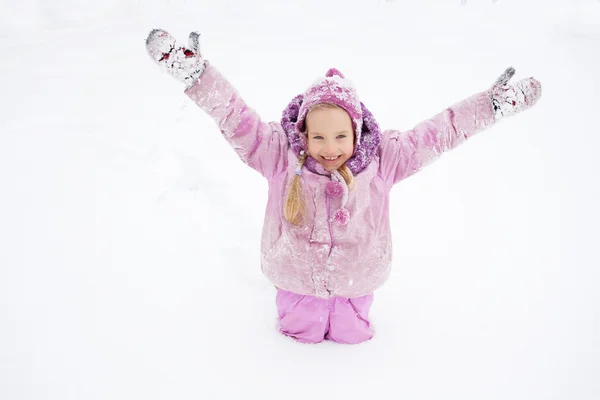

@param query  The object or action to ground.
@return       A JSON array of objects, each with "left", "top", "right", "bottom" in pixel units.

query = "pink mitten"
[
  {"left": 145, "top": 29, "right": 206, "bottom": 88},
  {"left": 488, "top": 67, "right": 542, "bottom": 118}
]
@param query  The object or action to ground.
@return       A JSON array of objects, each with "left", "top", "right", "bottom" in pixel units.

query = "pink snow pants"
[{"left": 276, "top": 289, "right": 374, "bottom": 344}]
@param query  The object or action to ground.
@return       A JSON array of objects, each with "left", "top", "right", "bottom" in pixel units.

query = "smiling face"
[{"left": 305, "top": 104, "right": 355, "bottom": 171}]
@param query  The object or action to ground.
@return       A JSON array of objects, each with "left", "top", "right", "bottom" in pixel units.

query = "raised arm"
[
  {"left": 378, "top": 67, "right": 541, "bottom": 186},
  {"left": 146, "top": 29, "right": 288, "bottom": 180}
]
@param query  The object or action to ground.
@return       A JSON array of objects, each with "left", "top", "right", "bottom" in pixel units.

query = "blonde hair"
[{"left": 284, "top": 103, "right": 355, "bottom": 226}]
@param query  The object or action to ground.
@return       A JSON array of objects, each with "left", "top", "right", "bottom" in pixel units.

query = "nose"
[{"left": 323, "top": 141, "right": 337, "bottom": 155}]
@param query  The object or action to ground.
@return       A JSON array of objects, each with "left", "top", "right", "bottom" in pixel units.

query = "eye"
[
  {"left": 312, "top": 136, "right": 323, "bottom": 140},
  {"left": 336, "top": 135, "right": 347, "bottom": 139}
]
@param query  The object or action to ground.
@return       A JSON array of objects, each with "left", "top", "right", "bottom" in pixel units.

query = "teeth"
[{"left": 324, "top": 156, "right": 339, "bottom": 161}]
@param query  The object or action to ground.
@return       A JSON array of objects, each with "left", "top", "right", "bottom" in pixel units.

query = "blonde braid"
[
  {"left": 284, "top": 152, "right": 308, "bottom": 225},
  {"left": 338, "top": 164, "right": 355, "bottom": 191}
]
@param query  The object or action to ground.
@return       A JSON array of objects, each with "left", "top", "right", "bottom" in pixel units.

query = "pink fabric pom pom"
[
  {"left": 332, "top": 208, "right": 350, "bottom": 226},
  {"left": 325, "top": 181, "right": 344, "bottom": 198},
  {"left": 325, "top": 68, "right": 345, "bottom": 78}
]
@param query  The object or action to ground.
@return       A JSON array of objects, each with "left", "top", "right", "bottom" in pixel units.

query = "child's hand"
[
  {"left": 145, "top": 29, "right": 206, "bottom": 88},
  {"left": 488, "top": 67, "right": 542, "bottom": 118}
]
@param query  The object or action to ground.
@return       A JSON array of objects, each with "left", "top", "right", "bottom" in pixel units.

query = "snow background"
[{"left": 1, "top": 0, "right": 599, "bottom": 399}]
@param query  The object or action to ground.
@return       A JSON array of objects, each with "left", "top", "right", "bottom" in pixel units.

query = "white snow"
[{"left": 1, "top": 0, "right": 599, "bottom": 399}]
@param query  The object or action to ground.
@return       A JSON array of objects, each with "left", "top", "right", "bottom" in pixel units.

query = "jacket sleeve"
[
  {"left": 184, "top": 62, "right": 288, "bottom": 180},
  {"left": 378, "top": 91, "right": 496, "bottom": 187}
]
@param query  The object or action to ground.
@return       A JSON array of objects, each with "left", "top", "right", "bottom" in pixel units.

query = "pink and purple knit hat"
[
  {"left": 296, "top": 68, "right": 364, "bottom": 147},
  {"left": 281, "top": 68, "right": 381, "bottom": 177}
]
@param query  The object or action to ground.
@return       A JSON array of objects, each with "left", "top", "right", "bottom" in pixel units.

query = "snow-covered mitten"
[
  {"left": 488, "top": 67, "right": 542, "bottom": 119},
  {"left": 145, "top": 29, "right": 206, "bottom": 88}
]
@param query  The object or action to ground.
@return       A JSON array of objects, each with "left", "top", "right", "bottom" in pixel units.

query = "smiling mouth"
[{"left": 322, "top": 155, "right": 341, "bottom": 162}]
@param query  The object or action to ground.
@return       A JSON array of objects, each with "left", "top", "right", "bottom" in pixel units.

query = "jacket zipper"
[
  {"left": 325, "top": 195, "right": 334, "bottom": 296},
  {"left": 326, "top": 196, "right": 333, "bottom": 256}
]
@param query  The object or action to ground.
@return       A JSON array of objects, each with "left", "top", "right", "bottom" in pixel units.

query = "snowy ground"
[{"left": 1, "top": 0, "right": 599, "bottom": 399}]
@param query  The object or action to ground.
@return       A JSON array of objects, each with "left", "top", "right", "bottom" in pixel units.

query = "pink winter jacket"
[{"left": 185, "top": 64, "right": 496, "bottom": 299}]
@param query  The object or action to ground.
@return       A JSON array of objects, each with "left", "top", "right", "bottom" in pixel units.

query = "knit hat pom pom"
[
  {"left": 325, "top": 181, "right": 344, "bottom": 198},
  {"left": 332, "top": 208, "right": 350, "bottom": 226},
  {"left": 325, "top": 68, "right": 345, "bottom": 79}
]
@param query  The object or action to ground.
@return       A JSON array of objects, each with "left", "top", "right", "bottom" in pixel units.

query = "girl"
[{"left": 145, "top": 29, "right": 542, "bottom": 344}]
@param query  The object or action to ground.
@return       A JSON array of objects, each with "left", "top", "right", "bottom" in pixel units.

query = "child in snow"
[{"left": 145, "top": 29, "right": 541, "bottom": 344}]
